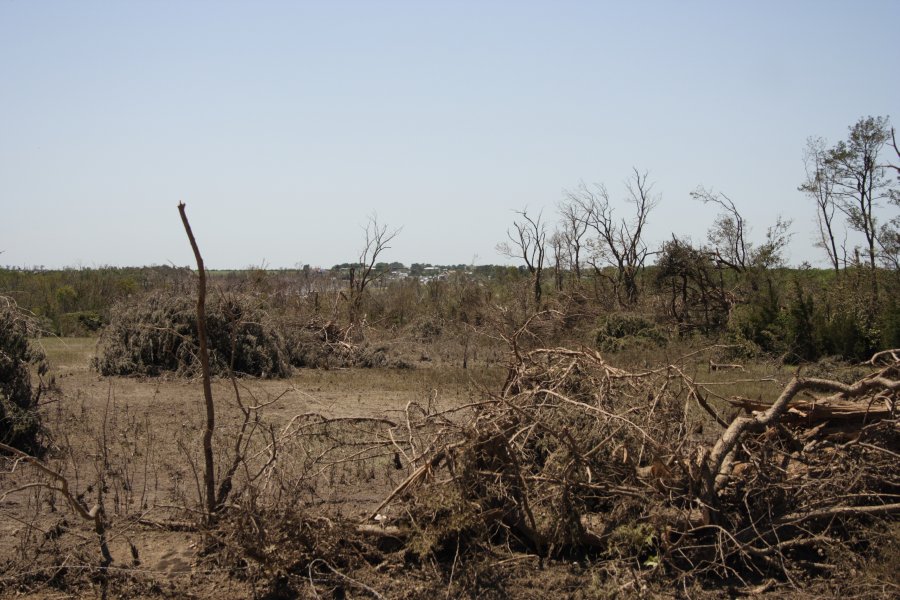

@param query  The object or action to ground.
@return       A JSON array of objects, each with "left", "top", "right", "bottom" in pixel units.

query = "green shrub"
[
  {"left": 818, "top": 308, "right": 878, "bottom": 362},
  {"left": 879, "top": 295, "right": 900, "bottom": 350},
  {"left": 782, "top": 280, "right": 820, "bottom": 363},
  {"left": 595, "top": 314, "right": 667, "bottom": 353},
  {"left": 57, "top": 310, "right": 104, "bottom": 336},
  {"left": 726, "top": 276, "right": 782, "bottom": 354}
]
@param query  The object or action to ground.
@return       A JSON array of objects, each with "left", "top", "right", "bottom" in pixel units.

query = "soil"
[
  {"left": 0, "top": 338, "right": 511, "bottom": 598},
  {"left": 1, "top": 338, "right": 896, "bottom": 599}
]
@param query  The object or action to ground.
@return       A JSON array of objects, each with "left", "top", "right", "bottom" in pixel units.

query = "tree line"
[
  {"left": 496, "top": 115, "right": 899, "bottom": 361},
  {"left": 1, "top": 116, "right": 897, "bottom": 362}
]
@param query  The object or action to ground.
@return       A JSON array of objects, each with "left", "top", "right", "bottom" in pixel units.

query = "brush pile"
[
  {"left": 0, "top": 299, "right": 46, "bottom": 453},
  {"left": 95, "top": 290, "right": 291, "bottom": 378},
  {"left": 368, "top": 345, "right": 899, "bottom": 588},
  {"left": 284, "top": 317, "right": 412, "bottom": 369}
]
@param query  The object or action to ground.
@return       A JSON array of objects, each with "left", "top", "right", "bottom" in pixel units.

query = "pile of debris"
[
  {"left": 0, "top": 299, "right": 46, "bottom": 453},
  {"left": 284, "top": 317, "right": 412, "bottom": 369},
  {"left": 365, "top": 346, "right": 899, "bottom": 587},
  {"left": 95, "top": 290, "right": 292, "bottom": 378}
]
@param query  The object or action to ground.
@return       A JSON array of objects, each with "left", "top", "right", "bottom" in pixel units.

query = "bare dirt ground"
[
  {"left": 3, "top": 338, "right": 896, "bottom": 599},
  {"left": 1, "top": 337, "right": 509, "bottom": 598}
]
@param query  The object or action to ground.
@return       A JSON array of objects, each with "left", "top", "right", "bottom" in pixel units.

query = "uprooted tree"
[{"left": 655, "top": 236, "right": 734, "bottom": 334}]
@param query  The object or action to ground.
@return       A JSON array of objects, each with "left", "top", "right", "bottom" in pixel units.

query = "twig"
[{"left": 309, "top": 559, "right": 385, "bottom": 599}]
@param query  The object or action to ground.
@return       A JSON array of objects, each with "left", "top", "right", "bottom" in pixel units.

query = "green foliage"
[
  {"left": 812, "top": 276, "right": 882, "bottom": 361},
  {"left": 782, "top": 279, "right": 819, "bottom": 363},
  {"left": 595, "top": 314, "right": 667, "bottom": 353},
  {"left": 2, "top": 260, "right": 897, "bottom": 368},
  {"left": 58, "top": 310, "right": 105, "bottom": 336},
  {"left": 878, "top": 293, "right": 900, "bottom": 350},
  {"left": 722, "top": 270, "right": 892, "bottom": 363},
  {"left": 818, "top": 308, "right": 878, "bottom": 361},
  {"left": 54, "top": 285, "right": 78, "bottom": 312},
  {"left": 0, "top": 266, "right": 188, "bottom": 335},
  {"left": 607, "top": 522, "right": 659, "bottom": 563},
  {"left": 729, "top": 275, "right": 781, "bottom": 351}
]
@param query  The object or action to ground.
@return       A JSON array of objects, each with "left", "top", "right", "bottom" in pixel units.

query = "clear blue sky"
[{"left": 1, "top": 1, "right": 897, "bottom": 269}]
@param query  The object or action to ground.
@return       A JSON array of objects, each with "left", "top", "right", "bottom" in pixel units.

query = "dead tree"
[
  {"left": 0, "top": 441, "right": 113, "bottom": 595},
  {"left": 557, "top": 197, "right": 589, "bottom": 282},
  {"left": 176, "top": 204, "right": 282, "bottom": 520},
  {"left": 549, "top": 231, "right": 565, "bottom": 292},
  {"left": 177, "top": 202, "right": 216, "bottom": 520},
  {"left": 691, "top": 187, "right": 751, "bottom": 273},
  {"left": 708, "top": 358, "right": 745, "bottom": 372},
  {"left": 497, "top": 209, "right": 546, "bottom": 306},
  {"left": 349, "top": 215, "right": 401, "bottom": 324},
  {"left": 692, "top": 187, "right": 791, "bottom": 273},
  {"left": 569, "top": 168, "right": 657, "bottom": 306}
]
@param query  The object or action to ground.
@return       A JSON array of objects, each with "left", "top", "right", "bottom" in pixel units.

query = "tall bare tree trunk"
[{"left": 178, "top": 202, "right": 217, "bottom": 520}]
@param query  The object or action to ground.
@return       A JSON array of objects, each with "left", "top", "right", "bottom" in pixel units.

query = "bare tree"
[
  {"left": 569, "top": 168, "right": 658, "bottom": 306},
  {"left": 177, "top": 202, "right": 216, "bottom": 520},
  {"left": 692, "top": 187, "right": 792, "bottom": 273},
  {"left": 497, "top": 209, "right": 547, "bottom": 305},
  {"left": 890, "top": 127, "right": 900, "bottom": 177},
  {"left": 349, "top": 215, "right": 401, "bottom": 323},
  {"left": 549, "top": 231, "right": 565, "bottom": 292},
  {"left": 800, "top": 137, "right": 843, "bottom": 273},
  {"left": 691, "top": 187, "right": 750, "bottom": 272},
  {"left": 557, "top": 198, "right": 589, "bottom": 281}
]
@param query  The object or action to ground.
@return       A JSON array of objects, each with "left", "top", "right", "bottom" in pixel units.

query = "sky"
[{"left": 1, "top": 1, "right": 897, "bottom": 270}]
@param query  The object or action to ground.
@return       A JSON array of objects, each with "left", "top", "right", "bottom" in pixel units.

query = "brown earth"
[
  {"left": 1, "top": 337, "right": 510, "bottom": 598},
  {"left": 2, "top": 338, "right": 896, "bottom": 599}
]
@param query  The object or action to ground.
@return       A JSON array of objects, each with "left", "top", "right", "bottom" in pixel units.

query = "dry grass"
[
  {"left": 33, "top": 336, "right": 98, "bottom": 371},
  {"left": 2, "top": 336, "right": 897, "bottom": 599}
]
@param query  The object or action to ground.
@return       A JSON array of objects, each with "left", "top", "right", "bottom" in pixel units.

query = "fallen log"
[{"left": 723, "top": 394, "right": 895, "bottom": 422}]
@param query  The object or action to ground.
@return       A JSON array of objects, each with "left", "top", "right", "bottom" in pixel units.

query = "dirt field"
[
  {"left": 1, "top": 337, "right": 511, "bottom": 598},
  {"left": 2, "top": 337, "right": 897, "bottom": 599}
]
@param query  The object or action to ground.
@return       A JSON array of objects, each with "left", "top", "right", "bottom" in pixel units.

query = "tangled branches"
[
  {"left": 368, "top": 345, "right": 899, "bottom": 588},
  {"left": 94, "top": 290, "right": 292, "bottom": 378}
]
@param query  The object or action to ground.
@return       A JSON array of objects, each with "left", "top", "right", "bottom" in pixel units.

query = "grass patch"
[{"left": 33, "top": 336, "right": 97, "bottom": 370}]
